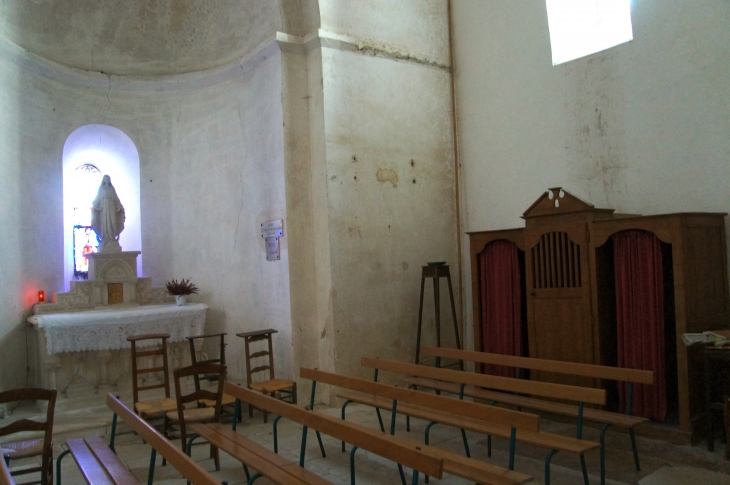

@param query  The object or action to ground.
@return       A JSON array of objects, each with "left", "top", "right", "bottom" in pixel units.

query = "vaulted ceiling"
[{"left": 0, "top": 0, "right": 316, "bottom": 76}]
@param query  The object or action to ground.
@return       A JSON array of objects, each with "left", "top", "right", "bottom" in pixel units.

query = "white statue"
[{"left": 91, "top": 175, "right": 125, "bottom": 252}]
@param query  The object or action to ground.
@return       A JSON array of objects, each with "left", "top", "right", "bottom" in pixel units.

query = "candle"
[{"left": 38, "top": 290, "right": 45, "bottom": 303}]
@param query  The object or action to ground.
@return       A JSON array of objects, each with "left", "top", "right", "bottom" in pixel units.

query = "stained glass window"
[{"left": 71, "top": 164, "right": 102, "bottom": 277}]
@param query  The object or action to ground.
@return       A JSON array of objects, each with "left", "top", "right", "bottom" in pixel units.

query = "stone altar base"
[{"left": 29, "top": 339, "right": 199, "bottom": 412}]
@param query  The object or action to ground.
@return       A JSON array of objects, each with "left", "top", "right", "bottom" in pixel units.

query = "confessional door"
[{"left": 525, "top": 227, "right": 596, "bottom": 386}]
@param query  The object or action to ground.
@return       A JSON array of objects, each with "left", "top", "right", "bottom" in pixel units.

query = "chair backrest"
[
  {"left": 172, "top": 363, "right": 227, "bottom": 419},
  {"left": 186, "top": 333, "right": 227, "bottom": 391},
  {"left": 0, "top": 388, "right": 57, "bottom": 484},
  {"left": 127, "top": 333, "right": 171, "bottom": 405},
  {"left": 238, "top": 329, "right": 277, "bottom": 387}
]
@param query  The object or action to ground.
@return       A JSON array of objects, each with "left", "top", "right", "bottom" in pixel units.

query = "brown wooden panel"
[
  {"left": 300, "top": 367, "right": 540, "bottom": 432},
  {"left": 224, "top": 383, "right": 444, "bottom": 478},
  {"left": 422, "top": 347, "right": 653, "bottom": 384},
  {"left": 360, "top": 357, "right": 605, "bottom": 405},
  {"left": 685, "top": 226, "right": 727, "bottom": 324}
]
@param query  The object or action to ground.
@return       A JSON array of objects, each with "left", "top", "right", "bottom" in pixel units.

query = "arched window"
[
  {"left": 70, "top": 163, "right": 102, "bottom": 276},
  {"left": 63, "top": 125, "right": 141, "bottom": 288}
]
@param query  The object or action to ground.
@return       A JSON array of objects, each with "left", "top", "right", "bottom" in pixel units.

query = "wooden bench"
[
  {"left": 361, "top": 357, "right": 604, "bottom": 485},
  {"left": 223, "top": 381, "right": 444, "bottom": 485},
  {"left": 56, "top": 394, "right": 220, "bottom": 485},
  {"left": 190, "top": 423, "right": 333, "bottom": 485},
  {"left": 416, "top": 346, "right": 654, "bottom": 485},
  {"left": 301, "top": 367, "right": 534, "bottom": 485}
]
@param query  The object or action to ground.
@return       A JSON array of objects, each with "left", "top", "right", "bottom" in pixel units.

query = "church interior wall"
[
  {"left": 0, "top": 33, "right": 293, "bottom": 392},
  {"left": 315, "top": 0, "right": 459, "bottom": 384},
  {"left": 452, "top": 0, "right": 730, "bottom": 346}
]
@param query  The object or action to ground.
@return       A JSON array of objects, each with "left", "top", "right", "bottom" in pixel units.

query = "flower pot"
[{"left": 175, "top": 295, "right": 187, "bottom": 306}]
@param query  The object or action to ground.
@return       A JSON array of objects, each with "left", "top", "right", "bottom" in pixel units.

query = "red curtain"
[
  {"left": 613, "top": 230, "right": 667, "bottom": 421},
  {"left": 479, "top": 240, "right": 523, "bottom": 377}
]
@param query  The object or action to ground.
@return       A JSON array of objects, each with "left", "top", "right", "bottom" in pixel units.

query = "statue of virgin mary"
[{"left": 91, "top": 175, "right": 126, "bottom": 252}]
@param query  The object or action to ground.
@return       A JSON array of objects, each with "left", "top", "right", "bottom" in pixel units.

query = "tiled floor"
[{"left": 4, "top": 398, "right": 730, "bottom": 484}]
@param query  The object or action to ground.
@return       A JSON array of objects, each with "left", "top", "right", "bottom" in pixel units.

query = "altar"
[
  {"left": 27, "top": 304, "right": 207, "bottom": 396},
  {"left": 25, "top": 176, "right": 209, "bottom": 403}
]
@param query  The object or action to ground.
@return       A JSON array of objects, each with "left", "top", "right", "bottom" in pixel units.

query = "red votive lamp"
[{"left": 38, "top": 290, "right": 45, "bottom": 303}]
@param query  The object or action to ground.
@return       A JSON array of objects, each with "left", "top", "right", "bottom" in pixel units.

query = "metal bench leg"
[
  {"left": 147, "top": 448, "right": 157, "bottom": 485},
  {"left": 599, "top": 423, "right": 610, "bottom": 485},
  {"left": 185, "top": 434, "right": 201, "bottom": 485},
  {"left": 349, "top": 445, "right": 359, "bottom": 485},
  {"left": 629, "top": 428, "right": 640, "bottom": 471},
  {"left": 424, "top": 422, "right": 436, "bottom": 483},
  {"left": 397, "top": 464, "right": 407, "bottom": 485},
  {"left": 375, "top": 408, "right": 385, "bottom": 432},
  {"left": 315, "top": 430, "right": 327, "bottom": 458},
  {"left": 300, "top": 425, "right": 309, "bottom": 467},
  {"left": 580, "top": 454, "right": 589, "bottom": 485},
  {"left": 242, "top": 463, "right": 251, "bottom": 481},
  {"left": 273, "top": 415, "right": 282, "bottom": 453},
  {"left": 109, "top": 412, "right": 118, "bottom": 452},
  {"left": 509, "top": 428, "right": 516, "bottom": 471},
  {"left": 545, "top": 450, "right": 557, "bottom": 485},
  {"left": 411, "top": 470, "right": 419, "bottom": 485},
  {"left": 247, "top": 473, "right": 262, "bottom": 484},
  {"left": 56, "top": 449, "right": 70, "bottom": 485},
  {"left": 233, "top": 398, "right": 241, "bottom": 431},
  {"left": 460, "top": 429, "right": 471, "bottom": 458},
  {"left": 341, "top": 399, "right": 353, "bottom": 452}
]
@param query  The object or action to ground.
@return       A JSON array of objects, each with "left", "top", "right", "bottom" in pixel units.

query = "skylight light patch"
[{"left": 546, "top": 0, "right": 633, "bottom": 65}]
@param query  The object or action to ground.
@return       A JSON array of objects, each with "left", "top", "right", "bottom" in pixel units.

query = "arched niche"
[{"left": 62, "top": 124, "right": 141, "bottom": 288}]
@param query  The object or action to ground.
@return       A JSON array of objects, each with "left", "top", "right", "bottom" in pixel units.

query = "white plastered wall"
[
  {"left": 452, "top": 0, "right": 730, "bottom": 350},
  {"left": 316, "top": 0, "right": 459, "bottom": 384},
  {"left": 0, "top": 34, "right": 293, "bottom": 392}
]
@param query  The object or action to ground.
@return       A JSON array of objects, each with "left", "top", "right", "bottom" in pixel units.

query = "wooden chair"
[
  {"left": 127, "top": 334, "right": 177, "bottom": 439},
  {"left": 236, "top": 329, "right": 296, "bottom": 423},
  {"left": 185, "top": 333, "right": 236, "bottom": 413},
  {"left": 166, "top": 363, "right": 226, "bottom": 470},
  {"left": 0, "top": 388, "right": 57, "bottom": 485}
]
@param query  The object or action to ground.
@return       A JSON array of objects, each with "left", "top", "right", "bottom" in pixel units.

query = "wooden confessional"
[{"left": 469, "top": 188, "right": 729, "bottom": 443}]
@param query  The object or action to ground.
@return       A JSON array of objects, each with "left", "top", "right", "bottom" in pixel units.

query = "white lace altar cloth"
[{"left": 27, "top": 304, "right": 207, "bottom": 354}]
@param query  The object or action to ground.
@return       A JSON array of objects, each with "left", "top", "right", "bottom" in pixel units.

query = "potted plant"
[{"left": 165, "top": 278, "right": 199, "bottom": 306}]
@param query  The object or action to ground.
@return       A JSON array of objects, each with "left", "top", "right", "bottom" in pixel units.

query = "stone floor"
[{"left": 3, "top": 396, "right": 730, "bottom": 485}]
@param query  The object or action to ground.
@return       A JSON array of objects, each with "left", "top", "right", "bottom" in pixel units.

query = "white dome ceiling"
[{"left": 0, "top": 0, "right": 296, "bottom": 76}]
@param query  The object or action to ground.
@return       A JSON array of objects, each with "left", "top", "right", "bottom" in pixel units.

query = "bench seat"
[
  {"left": 402, "top": 377, "right": 647, "bottom": 429},
  {"left": 191, "top": 423, "right": 332, "bottom": 485},
  {"left": 338, "top": 390, "right": 599, "bottom": 457},
  {"left": 65, "top": 437, "right": 138, "bottom": 485}
]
